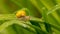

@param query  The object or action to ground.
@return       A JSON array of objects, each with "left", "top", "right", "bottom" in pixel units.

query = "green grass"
[{"left": 0, "top": 0, "right": 60, "bottom": 34}]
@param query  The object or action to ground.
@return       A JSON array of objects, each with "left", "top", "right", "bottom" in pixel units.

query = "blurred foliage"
[{"left": 0, "top": 0, "right": 60, "bottom": 34}]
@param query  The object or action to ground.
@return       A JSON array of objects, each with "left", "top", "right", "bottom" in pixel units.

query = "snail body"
[{"left": 16, "top": 9, "right": 30, "bottom": 21}]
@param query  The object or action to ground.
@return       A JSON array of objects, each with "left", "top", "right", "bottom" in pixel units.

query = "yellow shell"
[{"left": 16, "top": 10, "right": 26, "bottom": 18}]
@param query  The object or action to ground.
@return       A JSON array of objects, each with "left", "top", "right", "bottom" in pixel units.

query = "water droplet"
[
  {"left": 55, "top": 5, "right": 58, "bottom": 6},
  {"left": 42, "top": 7, "right": 46, "bottom": 10},
  {"left": 22, "top": 24, "right": 27, "bottom": 27}
]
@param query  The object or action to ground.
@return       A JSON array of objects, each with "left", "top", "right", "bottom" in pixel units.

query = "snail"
[{"left": 16, "top": 9, "right": 30, "bottom": 21}]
